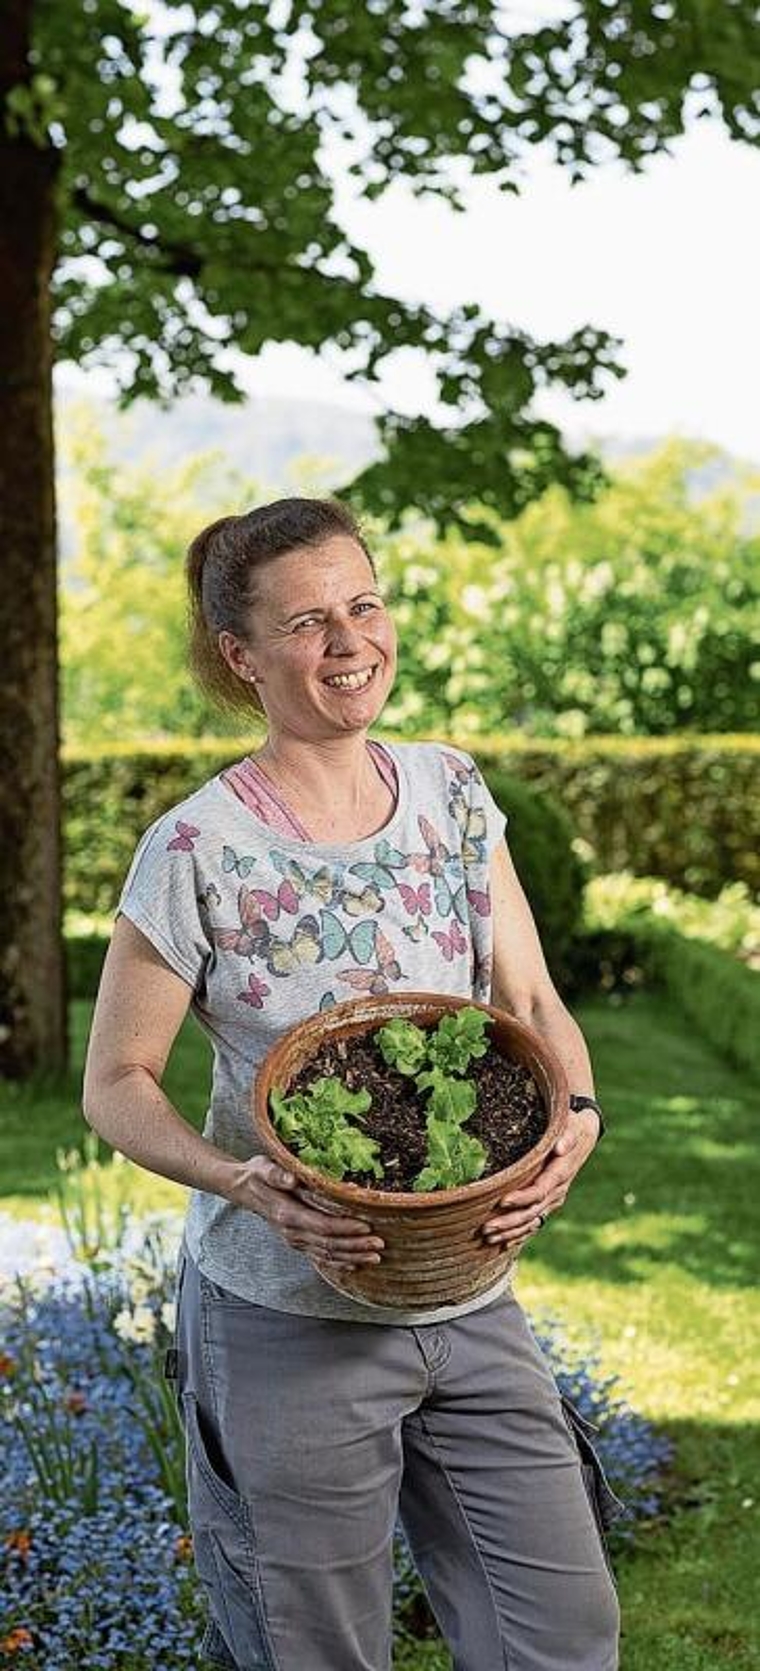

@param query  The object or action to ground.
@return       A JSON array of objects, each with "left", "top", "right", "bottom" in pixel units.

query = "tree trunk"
[{"left": 0, "top": 0, "right": 67, "bottom": 1076}]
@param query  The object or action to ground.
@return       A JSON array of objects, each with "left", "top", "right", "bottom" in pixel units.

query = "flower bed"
[{"left": 1, "top": 1223, "right": 671, "bottom": 1667}]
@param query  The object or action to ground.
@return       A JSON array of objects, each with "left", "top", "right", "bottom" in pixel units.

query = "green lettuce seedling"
[
  {"left": 414, "top": 1068, "right": 477, "bottom": 1126},
  {"left": 426, "top": 1008, "right": 492, "bottom": 1076},
  {"left": 375, "top": 1018, "right": 429, "bottom": 1077},
  {"left": 413, "top": 1118, "right": 488, "bottom": 1192},
  {"left": 270, "top": 1078, "right": 384, "bottom": 1182}
]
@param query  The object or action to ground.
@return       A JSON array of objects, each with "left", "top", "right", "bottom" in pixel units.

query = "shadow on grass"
[
  {"left": 531, "top": 987, "right": 760, "bottom": 1290},
  {"left": 616, "top": 1416, "right": 760, "bottom": 1671}
]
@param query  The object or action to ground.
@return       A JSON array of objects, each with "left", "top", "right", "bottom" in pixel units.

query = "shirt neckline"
[{"left": 211, "top": 738, "right": 409, "bottom": 855}]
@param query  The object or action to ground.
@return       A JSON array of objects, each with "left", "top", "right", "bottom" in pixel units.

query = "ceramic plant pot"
[{"left": 252, "top": 992, "right": 569, "bottom": 1311}]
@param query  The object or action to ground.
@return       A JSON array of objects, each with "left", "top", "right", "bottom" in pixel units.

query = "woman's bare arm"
[
  {"left": 82, "top": 915, "right": 241, "bottom": 1195},
  {"left": 82, "top": 916, "right": 383, "bottom": 1267}
]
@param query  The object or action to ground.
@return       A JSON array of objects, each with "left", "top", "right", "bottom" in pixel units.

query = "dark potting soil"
[{"left": 286, "top": 1030, "right": 548, "bottom": 1192}]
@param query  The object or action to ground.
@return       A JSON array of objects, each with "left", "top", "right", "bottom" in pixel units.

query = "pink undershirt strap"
[{"left": 220, "top": 740, "right": 398, "bottom": 842}]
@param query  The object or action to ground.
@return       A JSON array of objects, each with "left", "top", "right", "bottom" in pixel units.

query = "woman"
[{"left": 83, "top": 497, "right": 619, "bottom": 1671}]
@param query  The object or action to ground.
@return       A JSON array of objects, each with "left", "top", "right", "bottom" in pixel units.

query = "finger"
[
  {"left": 497, "top": 1158, "right": 573, "bottom": 1209},
  {"left": 484, "top": 1215, "right": 546, "bottom": 1247},
  {"left": 484, "top": 1193, "right": 567, "bottom": 1238},
  {"left": 552, "top": 1125, "right": 583, "bottom": 1158}
]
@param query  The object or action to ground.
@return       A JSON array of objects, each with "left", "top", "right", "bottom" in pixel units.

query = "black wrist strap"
[{"left": 569, "top": 1094, "right": 606, "bottom": 1141}]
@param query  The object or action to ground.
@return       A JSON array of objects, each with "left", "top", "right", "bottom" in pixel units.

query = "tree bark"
[{"left": 0, "top": 0, "right": 67, "bottom": 1076}]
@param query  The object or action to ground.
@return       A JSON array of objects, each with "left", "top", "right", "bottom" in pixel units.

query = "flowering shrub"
[
  {"left": 1, "top": 1223, "right": 671, "bottom": 1667},
  {"left": 586, "top": 872, "right": 760, "bottom": 970}
]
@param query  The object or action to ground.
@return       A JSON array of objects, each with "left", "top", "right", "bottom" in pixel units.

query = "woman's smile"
[{"left": 322, "top": 664, "right": 380, "bottom": 692}]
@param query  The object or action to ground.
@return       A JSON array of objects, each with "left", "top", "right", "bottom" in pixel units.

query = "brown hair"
[{"left": 185, "top": 496, "right": 375, "bottom": 716}]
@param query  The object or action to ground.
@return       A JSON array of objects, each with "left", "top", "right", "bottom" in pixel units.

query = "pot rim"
[{"left": 252, "top": 992, "right": 569, "bottom": 1209}]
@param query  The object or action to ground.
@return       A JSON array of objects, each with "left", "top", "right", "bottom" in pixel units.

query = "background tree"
[{"left": 2, "top": 0, "right": 759, "bottom": 1075}]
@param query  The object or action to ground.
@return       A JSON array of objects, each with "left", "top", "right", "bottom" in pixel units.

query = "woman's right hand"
[{"left": 226, "top": 1156, "right": 384, "bottom": 1269}]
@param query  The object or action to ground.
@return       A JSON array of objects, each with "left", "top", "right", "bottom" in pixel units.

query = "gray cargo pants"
[{"left": 171, "top": 1245, "right": 621, "bottom": 1671}]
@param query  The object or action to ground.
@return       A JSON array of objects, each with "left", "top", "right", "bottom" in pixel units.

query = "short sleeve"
[
  {"left": 441, "top": 747, "right": 507, "bottom": 857},
  {"left": 468, "top": 757, "right": 508, "bottom": 854},
  {"left": 116, "top": 817, "right": 213, "bottom": 994}
]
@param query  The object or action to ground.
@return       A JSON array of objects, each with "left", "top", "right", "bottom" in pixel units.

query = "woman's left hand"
[{"left": 481, "top": 1109, "right": 601, "bottom": 1250}]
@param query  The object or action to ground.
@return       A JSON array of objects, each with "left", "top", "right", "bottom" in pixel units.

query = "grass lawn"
[{"left": 1, "top": 988, "right": 757, "bottom": 1670}]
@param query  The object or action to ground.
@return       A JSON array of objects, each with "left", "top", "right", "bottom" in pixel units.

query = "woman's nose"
[{"left": 326, "top": 615, "right": 364, "bottom": 652}]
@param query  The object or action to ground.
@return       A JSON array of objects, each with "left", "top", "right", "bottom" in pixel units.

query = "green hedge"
[
  {"left": 62, "top": 732, "right": 758, "bottom": 924},
  {"left": 634, "top": 922, "right": 759, "bottom": 1084},
  {"left": 482, "top": 768, "right": 585, "bottom": 988},
  {"left": 469, "top": 733, "right": 759, "bottom": 901}
]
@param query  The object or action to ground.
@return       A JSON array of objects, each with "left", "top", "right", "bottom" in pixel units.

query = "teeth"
[{"left": 323, "top": 666, "right": 376, "bottom": 690}]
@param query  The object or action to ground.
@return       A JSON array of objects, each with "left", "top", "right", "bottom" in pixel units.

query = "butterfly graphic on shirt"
[
  {"left": 442, "top": 751, "right": 475, "bottom": 786},
  {"left": 465, "top": 882, "right": 492, "bottom": 918},
  {"left": 167, "top": 821, "right": 201, "bottom": 853},
  {"left": 209, "top": 885, "right": 272, "bottom": 960},
  {"left": 264, "top": 914, "right": 322, "bottom": 977},
  {"left": 270, "top": 853, "right": 338, "bottom": 906},
  {"left": 396, "top": 880, "right": 432, "bottom": 918},
  {"left": 409, "top": 817, "right": 463, "bottom": 883},
  {"left": 432, "top": 918, "right": 469, "bottom": 962},
  {"left": 197, "top": 883, "right": 221, "bottom": 914},
  {"left": 347, "top": 838, "right": 408, "bottom": 897},
  {"left": 222, "top": 845, "right": 256, "bottom": 878},
  {"left": 336, "top": 927, "right": 405, "bottom": 996},
  {"left": 442, "top": 754, "right": 491, "bottom": 866},
  {"left": 319, "top": 910, "right": 377, "bottom": 967},
  {"left": 402, "top": 916, "right": 430, "bottom": 943},
  {"left": 237, "top": 972, "right": 271, "bottom": 1009}
]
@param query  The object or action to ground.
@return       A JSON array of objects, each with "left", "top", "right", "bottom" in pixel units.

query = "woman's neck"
[{"left": 252, "top": 732, "right": 377, "bottom": 824}]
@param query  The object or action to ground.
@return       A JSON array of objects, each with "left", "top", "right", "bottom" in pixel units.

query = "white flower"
[
  {"left": 113, "top": 1304, "right": 157, "bottom": 1344},
  {"left": 161, "top": 1301, "right": 176, "bottom": 1334},
  {"left": 129, "top": 1276, "right": 152, "bottom": 1305}
]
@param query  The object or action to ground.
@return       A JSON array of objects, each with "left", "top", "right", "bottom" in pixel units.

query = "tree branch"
[{"left": 71, "top": 186, "right": 203, "bottom": 279}]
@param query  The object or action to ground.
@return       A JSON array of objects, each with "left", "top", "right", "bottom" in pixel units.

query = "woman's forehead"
[{"left": 258, "top": 536, "right": 376, "bottom": 605}]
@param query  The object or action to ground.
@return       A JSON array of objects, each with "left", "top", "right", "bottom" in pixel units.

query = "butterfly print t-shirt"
[{"left": 117, "top": 739, "right": 510, "bottom": 1325}]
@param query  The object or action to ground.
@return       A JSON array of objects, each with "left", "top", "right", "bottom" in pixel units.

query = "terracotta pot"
[{"left": 252, "top": 992, "right": 569, "bottom": 1311}]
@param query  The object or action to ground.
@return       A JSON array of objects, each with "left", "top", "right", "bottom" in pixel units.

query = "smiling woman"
[{"left": 82, "top": 494, "right": 616, "bottom": 1671}]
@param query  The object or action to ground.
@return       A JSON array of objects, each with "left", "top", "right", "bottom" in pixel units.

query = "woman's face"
[{"left": 233, "top": 535, "right": 397, "bottom": 741}]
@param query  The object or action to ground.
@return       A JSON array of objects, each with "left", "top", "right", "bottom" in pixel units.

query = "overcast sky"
[{"left": 58, "top": 116, "right": 760, "bottom": 465}]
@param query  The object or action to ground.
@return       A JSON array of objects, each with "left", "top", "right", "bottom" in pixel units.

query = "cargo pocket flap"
[{"left": 560, "top": 1394, "right": 628, "bottom": 1532}]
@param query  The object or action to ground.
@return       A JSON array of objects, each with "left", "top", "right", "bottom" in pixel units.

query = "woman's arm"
[
  {"left": 481, "top": 840, "right": 602, "bottom": 1248},
  {"left": 82, "top": 917, "right": 384, "bottom": 1269},
  {"left": 83, "top": 916, "right": 243, "bottom": 1195}
]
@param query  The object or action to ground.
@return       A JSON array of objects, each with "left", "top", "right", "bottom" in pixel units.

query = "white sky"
[{"left": 58, "top": 120, "right": 760, "bottom": 464}]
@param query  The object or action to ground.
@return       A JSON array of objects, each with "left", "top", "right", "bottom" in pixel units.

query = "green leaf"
[
  {"left": 415, "top": 1069, "right": 477, "bottom": 1126},
  {"left": 376, "top": 1018, "right": 429, "bottom": 1076},
  {"left": 425, "top": 1008, "right": 492, "bottom": 1076}
]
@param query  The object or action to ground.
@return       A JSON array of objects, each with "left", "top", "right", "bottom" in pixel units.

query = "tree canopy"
[{"left": 29, "top": 0, "right": 760, "bottom": 536}]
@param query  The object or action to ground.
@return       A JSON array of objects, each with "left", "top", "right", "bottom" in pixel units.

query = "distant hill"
[
  {"left": 55, "top": 387, "right": 381, "bottom": 492},
  {"left": 54, "top": 385, "right": 758, "bottom": 552}
]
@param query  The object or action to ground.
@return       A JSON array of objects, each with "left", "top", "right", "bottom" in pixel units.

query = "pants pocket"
[
  {"left": 181, "top": 1389, "right": 275, "bottom": 1671},
  {"left": 560, "top": 1395, "right": 627, "bottom": 1579}
]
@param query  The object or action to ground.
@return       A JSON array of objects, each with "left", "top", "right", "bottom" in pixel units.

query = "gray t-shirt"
[{"left": 117, "top": 739, "right": 512, "bottom": 1324}]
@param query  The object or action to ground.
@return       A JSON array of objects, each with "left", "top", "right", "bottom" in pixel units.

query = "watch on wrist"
[{"left": 569, "top": 1093, "right": 606, "bottom": 1140}]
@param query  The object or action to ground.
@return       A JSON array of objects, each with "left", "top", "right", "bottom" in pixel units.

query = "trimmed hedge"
[
  {"left": 633, "top": 922, "right": 759, "bottom": 1084},
  {"left": 62, "top": 735, "right": 759, "bottom": 924},
  {"left": 469, "top": 732, "right": 759, "bottom": 900},
  {"left": 482, "top": 767, "right": 585, "bottom": 987}
]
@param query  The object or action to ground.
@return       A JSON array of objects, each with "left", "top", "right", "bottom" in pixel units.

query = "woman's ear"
[{"left": 218, "top": 629, "right": 258, "bottom": 685}]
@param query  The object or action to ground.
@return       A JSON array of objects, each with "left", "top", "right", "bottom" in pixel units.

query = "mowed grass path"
[{"left": 1, "top": 989, "right": 758, "bottom": 1670}]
